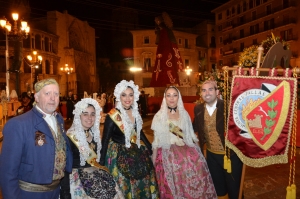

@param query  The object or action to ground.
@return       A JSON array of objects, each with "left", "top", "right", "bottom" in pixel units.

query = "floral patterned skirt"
[
  {"left": 69, "top": 167, "right": 124, "bottom": 199},
  {"left": 105, "top": 140, "right": 159, "bottom": 199},
  {"left": 155, "top": 145, "right": 217, "bottom": 199}
]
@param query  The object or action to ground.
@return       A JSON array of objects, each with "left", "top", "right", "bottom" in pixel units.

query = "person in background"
[
  {"left": 100, "top": 80, "right": 159, "bottom": 199},
  {"left": 0, "top": 78, "right": 72, "bottom": 199},
  {"left": 66, "top": 91, "right": 75, "bottom": 120},
  {"left": 138, "top": 90, "right": 147, "bottom": 118},
  {"left": 60, "top": 98, "right": 123, "bottom": 199},
  {"left": 16, "top": 92, "right": 33, "bottom": 116},
  {"left": 151, "top": 86, "right": 217, "bottom": 198},
  {"left": 193, "top": 80, "right": 243, "bottom": 199}
]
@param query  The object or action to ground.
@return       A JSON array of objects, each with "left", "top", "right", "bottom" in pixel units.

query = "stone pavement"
[{"left": 0, "top": 115, "right": 299, "bottom": 199}]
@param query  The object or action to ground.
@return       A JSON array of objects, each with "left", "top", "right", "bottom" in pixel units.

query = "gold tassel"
[
  {"left": 223, "top": 155, "right": 228, "bottom": 170},
  {"left": 286, "top": 186, "right": 291, "bottom": 199},
  {"left": 291, "top": 184, "right": 296, "bottom": 199},
  {"left": 227, "top": 158, "right": 232, "bottom": 173}
]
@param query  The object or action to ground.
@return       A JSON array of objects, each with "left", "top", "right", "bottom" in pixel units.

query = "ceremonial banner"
[{"left": 226, "top": 75, "right": 297, "bottom": 167}]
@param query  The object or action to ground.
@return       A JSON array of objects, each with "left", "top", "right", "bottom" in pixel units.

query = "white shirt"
[
  {"left": 205, "top": 100, "right": 217, "bottom": 116},
  {"left": 36, "top": 106, "right": 57, "bottom": 136}
]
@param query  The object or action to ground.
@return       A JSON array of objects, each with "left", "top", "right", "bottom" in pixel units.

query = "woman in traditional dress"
[
  {"left": 100, "top": 80, "right": 159, "bottom": 199},
  {"left": 60, "top": 98, "right": 124, "bottom": 199},
  {"left": 151, "top": 86, "right": 217, "bottom": 199}
]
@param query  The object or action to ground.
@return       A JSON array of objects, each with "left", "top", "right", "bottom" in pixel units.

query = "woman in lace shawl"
[
  {"left": 151, "top": 86, "right": 217, "bottom": 199},
  {"left": 100, "top": 80, "right": 159, "bottom": 199},
  {"left": 60, "top": 98, "right": 124, "bottom": 199}
]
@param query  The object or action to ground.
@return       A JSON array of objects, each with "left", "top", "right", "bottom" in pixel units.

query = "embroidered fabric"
[
  {"left": 151, "top": 87, "right": 198, "bottom": 149},
  {"left": 113, "top": 80, "right": 143, "bottom": 148},
  {"left": 117, "top": 143, "right": 152, "bottom": 179},
  {"left": 77, "top": 167, "right": 117, "bottom": 198},
  {"left": 67, "top": 98, "right": 102, "bottom": 166}
]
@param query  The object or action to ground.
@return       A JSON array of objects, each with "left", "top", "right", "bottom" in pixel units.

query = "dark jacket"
[
  {"left": 100, "top": 113, "right": 152, "bottom": 165},
  {"left": 193, "top": 99, "right": 225, "bottom": 151}
]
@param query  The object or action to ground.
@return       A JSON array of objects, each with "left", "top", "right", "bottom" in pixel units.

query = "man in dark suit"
[
  {"left": 0, "top": 79, "right": 72, "bottom": 199},
  {"left": 193, "top": 80, "right": 243, "bottom": 199}
]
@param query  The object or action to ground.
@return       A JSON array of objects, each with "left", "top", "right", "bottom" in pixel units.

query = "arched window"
[
  {"left": 44, "top": 37, "right": 49, "bottom": 52},
  {"left": 53, "top": 61, "right": 58, "bottom": 75},
  {"left": 45, "top": 60, "right": 50, "bottom": 74},
  {"left": 35, "top": 34, "right": 42, "bottom": 50}
]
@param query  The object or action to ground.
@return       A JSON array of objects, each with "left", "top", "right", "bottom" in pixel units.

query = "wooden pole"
[{"left": 238, "top": 164, "right": 246, "bottom": 199}]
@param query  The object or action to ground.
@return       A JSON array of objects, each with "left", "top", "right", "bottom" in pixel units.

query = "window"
[
  {"left": 184, "top": 39, "right": 189, "bottom": 48},
  {"left": 249, "top": 0, "right": 254, "bottom": 9},
  {"left": 256, "top": 0, "right": 261, "bottom": 6},
  {"left": 219, "top": 36, "right": 223, "bottom": 43},
  {"left": 227, "top": 9, "right": 230, "bottom": 17},
  {"left": 252, "top": 11, "right": 257, "bottom": 20},
  {"left": 218, "top": 13, "right": 222, "bottom": 20},
  {"left": 240, "top": 29, "right": 244, "bottom": 38},
  {"left": 264, "top": 18, "right": 274, "bottom": 31},
  {"left": 253, "top": 38, "right": 258, "bottom": 45},
  {"left": 218, "top": 25, "right": 222, "bottom": 31},
  {"left": 198, "top": 51, "right": 202, "bottom": 59},
  {"left": 178, "top": 38, "right": 182, "bottom": 45},
  {"left": 283, "top": 15, "right": 289, "bottom": 23},
  {"left": 280, "top": 29, "right": 293, "bottom": 41},
  {"left": 239, "top": 15, "right": 245, "bottom": 24},
  {"left": 232, "top": 6, "right": 235, "bottom": 15},
  {"left": 237, "top": 4, "right": 241, "bottom": 14},
  {"left": 240, "top": 42, "right": 244, "bottom": 51},
  {"left": 250, "top": 24, "right": 259, "bottom": 35},
  {"left": 185, "top": 59, "right": 189, "bottom": 67},
  {"left": 144, "top": 58, "right": 151, "bottom": 71},
  {"left": 243, "top": 1, "right": 247, "bottom": 12},
  {"left": 144, "top": 36, "right": 149, "bottom": 44},
  {"left": 266, "top": 4, "right": 271, "bottom": 15},
  {"left": 220, "top": 48, "right": 223, "bottom": 55},
  {"left": 263, "top": 0, "right": 267, "bottom": 2}
]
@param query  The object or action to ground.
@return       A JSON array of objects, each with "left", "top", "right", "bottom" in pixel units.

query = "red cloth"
[
  {"left": 150, "top": 27, "right": 183, "bottom": 87},
  {"left": 227, "top": 76, "right": 296, "bottom": 166}
]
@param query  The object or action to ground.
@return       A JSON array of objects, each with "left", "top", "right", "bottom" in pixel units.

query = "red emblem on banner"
[{"left": 244, "top": 81, "right": 290, "bottom": 150}]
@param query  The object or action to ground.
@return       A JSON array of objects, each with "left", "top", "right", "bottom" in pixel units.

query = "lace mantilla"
[
  {"left": 67, "top": 98, "right": 102, "bottom": 166},
  {"left": 114, "top": 80, "right": 142, "bottom": 148},
  {"left": 151, "top": 87, "right": 198, "bottom": 149}
]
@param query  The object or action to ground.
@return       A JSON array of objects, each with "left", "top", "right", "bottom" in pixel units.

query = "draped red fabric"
[{"left": 150, "top": 26, "right": 183, "bottom": 87}]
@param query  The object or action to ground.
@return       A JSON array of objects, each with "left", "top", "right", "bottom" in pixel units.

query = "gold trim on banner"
[{"left": 225, "top": 75, "right": 297, "bottom": 168}]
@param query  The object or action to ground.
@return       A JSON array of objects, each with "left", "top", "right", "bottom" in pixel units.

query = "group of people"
[{"left": 0, "top": 78, "right": 243, "bottom": 199}]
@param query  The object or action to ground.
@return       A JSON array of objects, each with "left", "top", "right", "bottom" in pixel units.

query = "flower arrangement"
[
  {"left": 238, "top": 34, "right": 290, "bottom": 68},
  {"left": 238, "top": 45, "right": 259, "bottom": 68}
]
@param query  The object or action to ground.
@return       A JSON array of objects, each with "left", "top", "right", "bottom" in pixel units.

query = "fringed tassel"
[
  {"left": 291, "top": 184, "right": 296, "bottom": 199},
  {"left": 223, "top": 155, "right": 228, "bottom": 170},
  {"left": 227, "top": 158, "right": 232, "bottom": 173},
  {"left": 286, "top": 186, "right": 291, "bottom": 199}
]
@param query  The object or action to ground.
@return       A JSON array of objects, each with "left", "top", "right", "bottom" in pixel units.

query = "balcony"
[{"left": 224, "top": 1, "right": 296, "bottom": 30}]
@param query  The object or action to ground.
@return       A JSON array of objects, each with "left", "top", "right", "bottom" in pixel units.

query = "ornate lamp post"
[
  {"left": 26, "top": 51, "right": 42, "bottom": 92},
  {"left": 0, "top": 13, "right": 30, "bottom": 97},
  {"left": 60, "top": 64, "right": 73, "bottom": 96}
]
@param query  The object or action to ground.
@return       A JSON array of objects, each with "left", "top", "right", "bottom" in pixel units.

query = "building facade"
[
  {"left": 212, "top": 0, "right": 299, "bottom": 69},
  {"left": 0, "top": 10, "right": 98, "bottom": 98}
]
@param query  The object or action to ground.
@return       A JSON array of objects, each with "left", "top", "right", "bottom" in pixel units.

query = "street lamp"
[
  {"left": 0, "top": 13, "right": 30, "bottom": 98},
  {"left": 26, "top": 51, "right": 42, "bottom": 92},
  {"left": 185, "top": 66, "right": 192, "bottom": 84},
  {"left": 60, "top": 64, "right": 73, "bottom": 96}
]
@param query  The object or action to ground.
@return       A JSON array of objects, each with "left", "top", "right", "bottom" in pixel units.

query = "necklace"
[
  {"left": 168, "top": 106, "right": 177, "bottom": 114},
  {"left": 123, "top": 106, "right": 132, "bottom": 110},
  {"left": 84, "top": 130, "right": 90, "bottom": 138}
]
